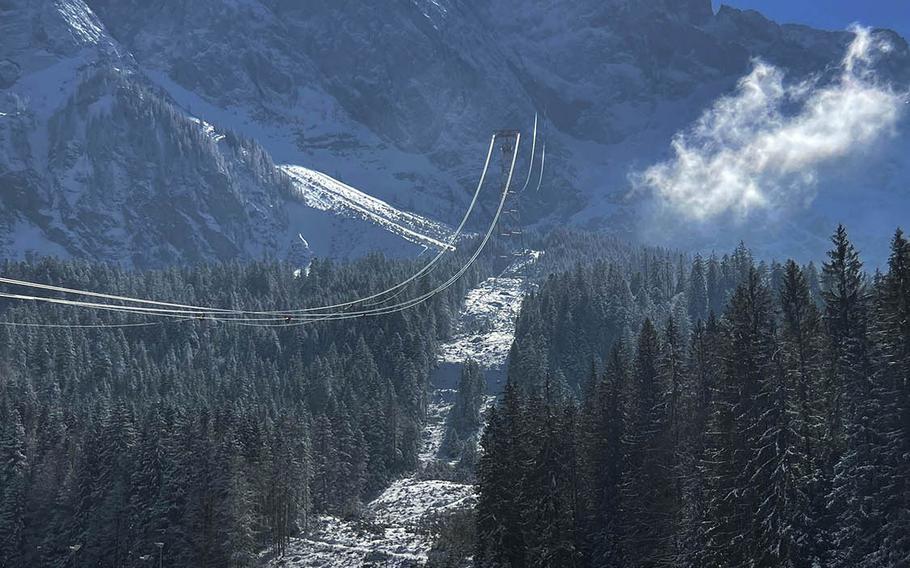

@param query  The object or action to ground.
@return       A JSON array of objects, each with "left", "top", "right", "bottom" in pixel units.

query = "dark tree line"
[
  {"left": 476, "top": 226, "right": 910, "bottom": 567},
  {"left": 507, "top": 238, "right": 769, "bottom": 394},
  {"left": 0, "top": 251, "right": 487, "bottom": 567}
]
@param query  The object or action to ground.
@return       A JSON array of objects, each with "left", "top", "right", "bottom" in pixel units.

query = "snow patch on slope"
[
  {"left": 439, "top": 250, "right": 541, "bottom": 368},
  {"left": 264, "top": 261, "right": 540, "bottom": 566},
  {"left": 419, "top": 395, "right": 454, "bottom": 465},
  {"left": 266, "top": 398, "right": 474, "bottom": 567},
  {"left": 187, "top": 116, "right": 226, "bottom": 143},
  {"left": 143, "top": 67, "right": 462, "bottom": 225},
  {"left": 55, "top": 0, "right": 105, "bottom": 45},
  {"left": 282, "top": 165, "right": 455, "bottom": 251}
]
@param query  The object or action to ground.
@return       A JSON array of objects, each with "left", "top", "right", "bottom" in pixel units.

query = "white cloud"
[{"left": 637, "top": 26, "right": 905, "bottom": 222}]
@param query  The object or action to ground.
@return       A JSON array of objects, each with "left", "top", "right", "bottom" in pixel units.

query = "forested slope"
[
  {"left": 0, "top": 250, "right": 490, "bottom": 567},
  {"left": 477, "top": 226, "right": 910, "bottom": 567}
]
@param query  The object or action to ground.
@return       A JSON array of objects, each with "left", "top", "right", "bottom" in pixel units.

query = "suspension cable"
[
  {"left": 0, "top": 135, "right": 500, "bottom": 318},
  {"left": 0, "top": 133, "right": 521, "bottom": 326},
  {"left": 517, "top": 112, "right": 538, "bottom": 194}
]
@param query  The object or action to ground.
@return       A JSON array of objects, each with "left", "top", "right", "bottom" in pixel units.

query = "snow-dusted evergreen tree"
[
  {"left": 659, "top": 317, "right": 687, "bottom": 564},
  {"left": 129, "top": 405, "right": 170, "bottom": 559},
  {"left": 868, "top": 229, "right": 910, "bottom": 566},
  {"left": 822, "top": 226, "right": 882, "bottom": 568},
  {"left": 441, "top": 359, "right": 486, "bottom": 461},
  {"left": 524, "top": 377, "right": 580, "bottom": 567},
  {"left": 475, "top": 380, "right": 528, "bottom": 568},
  {"left": 0, "top": 408, "right": 28, "bottom": 566},
  {"left": 621, "top": 319, "right": 673, "bottom": 567},
  {"left": 583, "top": 344, "right": 627, "bottom": 566},
  {"left": 679, "top": 316, "right": 721, "bottom": 567},
  {"left": 772, "top": 259, "right": 827, "bottom": 565},
  {"left": 688, "top": 254, "right": 709, "bottom": 323},
  {"left": 700, "top": 269, "right": 776, "bottom": 566}
]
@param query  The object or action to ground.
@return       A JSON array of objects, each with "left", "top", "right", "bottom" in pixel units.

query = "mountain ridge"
[{"left": 2, "top": 0, "right": 908, "bottom": 266}]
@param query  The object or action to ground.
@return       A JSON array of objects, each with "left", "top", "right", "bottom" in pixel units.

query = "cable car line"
[
  {"left": 0, "top": 134, "right": 501, "bottom": 319},
  {"left": 0, "top": 131, "right": 522, "bottom": 326},
  {"left": 535, "top": 142, "right": 546, "bottom": 192},
  {"left": 517, "top": 112, "right": 538, "bottom": 194},
  {"left": 260, "top": 131, "right": 521, "bottom": 326}
]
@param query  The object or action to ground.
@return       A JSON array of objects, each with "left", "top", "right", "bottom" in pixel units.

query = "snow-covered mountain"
[
  {"left": 0, "top": 0, "right": 450, "bottom": 266},
  {"left": 3, "top": 0, "right": 909, "bottom": 266}
]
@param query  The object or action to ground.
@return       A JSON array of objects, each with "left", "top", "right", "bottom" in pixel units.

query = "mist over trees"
[{"left": 476, "top": 226, "right": 910, "bottom": 568}]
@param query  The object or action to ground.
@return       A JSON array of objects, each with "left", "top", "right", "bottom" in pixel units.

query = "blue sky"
[{"left": 712, "top": 1, "right": 910, "bottom": 40}]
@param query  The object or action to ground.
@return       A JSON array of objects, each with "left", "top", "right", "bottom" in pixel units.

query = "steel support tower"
[{"left": 493, "top": 129, "right": 524, "bottom": 258}]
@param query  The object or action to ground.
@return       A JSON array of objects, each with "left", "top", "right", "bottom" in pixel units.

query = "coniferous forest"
[
  {"left": 0, "top": 252, "right": 487, "bottom": 567},
  {"left": 2, "top": 1, "right": 909, "bottom": 566},
  {"left": 1, "top": 226, "right": 908, "bottom": 567},
  {"left": 476, "top": 226, "right": 910, "bottom": 568}
]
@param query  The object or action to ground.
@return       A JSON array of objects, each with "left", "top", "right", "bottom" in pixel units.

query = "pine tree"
[
  {"left": 311, "top": 413, "right": 336, "bottom": 511},
  {"left": 525, "top": 377, "right": 579, "bottom": 567},
  {"left": 706, "top": 255, "right": 724, "bottom": 315},
  {"left": 130, "top": 405, "right": 170, "bottom": 560},
  {"left": 869, "top": 229, "right": 910, "bottom": 566},
  {"left": 679, "top": 316, "right": 720, "bottom": 567},
  {"left": 702, "top": 268, "right": 776, "bottom": 566},
  {"left": 688, "top": 254, "right": 709, "bottom": 323},
  {"left": 442, "top": 359, "right": 486, "bottom": 460},
  {"left": 659, "top": 317, "right": 687, "bottom": 564},
  {"left": 585, "top": 344, "right": 627, "bottom": 566},
  {"left": 476, "top": 380, "right": 527, "bottom": 568},
  {"left": 622, "top": 319, "right": 671, "bottom": 567},
  {"left": 0, "top": 409, "right": 28, "bottom": 566},
  {"left": 776, "top": 259, "right": 827, "bottom": 564},
  {"left": 214, "top": 434, "right": 257, "bottom": 567},
  {"left": 822, "top": 225, "right": 880, "bottom": 568}
]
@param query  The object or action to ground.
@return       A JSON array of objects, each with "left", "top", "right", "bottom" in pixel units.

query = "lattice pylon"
[{"left": 493, "top": 131, "right": 525, "bottom": 258}]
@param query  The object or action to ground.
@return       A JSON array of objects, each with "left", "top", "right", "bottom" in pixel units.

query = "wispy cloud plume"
[{"left": 637, "top": 26, "right": 905, "bottom": 221}]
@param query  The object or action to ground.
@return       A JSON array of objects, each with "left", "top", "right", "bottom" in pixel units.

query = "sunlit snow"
[
  {"left": 438, "top": 250, "right": 541, "bottom": 368},
  {"left": 282, "top": 165, "right": 455, "bottom": 251},
  {"left": 265, "top": 254, "right": 537, "bottom": 567}
]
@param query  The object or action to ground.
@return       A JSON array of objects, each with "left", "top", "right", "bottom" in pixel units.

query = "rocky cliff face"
[
  {"left": 2, "top": 0, "right": 909, "bottom": 266},
  {"left": 0, "top": 0, "right": 449, "bottom": 267}
]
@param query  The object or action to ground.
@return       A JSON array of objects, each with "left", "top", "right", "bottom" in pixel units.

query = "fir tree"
[
  {"left": 475, "top": 381, "right": 528, "bottom": 568},
  {"left": 777, "top": 259, "right": 827, "bottom": 564},
  {"left": 0, "top": 409, "right": 28, "bottom": 566},
  {"left": 688, "top": 254, "right": 709, "bottom": 323},
  {"left": 869, "top": 229, "right": 910, "bottom": 566},
  {"left": 822, "top": 226, "right": 880, "bottom": 568},
  {"left": 441, "top": 359, "right": 486, "bottom": 461},
  {"left": 622, "top": 319, "right": 671, "bottom": 567},
  {"left": 585, "top": 344, "right": 627, "bottom": 566}
]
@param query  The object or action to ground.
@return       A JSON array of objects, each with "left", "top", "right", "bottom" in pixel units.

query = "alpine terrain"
[{"left": 1, "top": 2, "right": 909, "bottom": 568}]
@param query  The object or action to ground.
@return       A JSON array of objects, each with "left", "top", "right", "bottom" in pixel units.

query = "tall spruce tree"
[
  {"left": 622, "top": 319, "right": 671, "bottom": 567},
  {"left": 869, "top": 229, "right": 910, "bottom": 566},
  {"left": 583, "top": 344, "right": 627, "bottom": 566},
  {"left": 476, "top": 380, "right": 528, "bottom": 568},
  {"left": 688, "top": 255, "right": 709, "bottom": 324},
  {"left": 0, "top": 409, "right": 28, "bottom": 566},
  {"left": 822, "top": 226, "right": 881, "bottom": 568},
  {"left": 441, "top": 359, "right": 486, "bottom": 461},
  {"left": 525, "top": 377, "right": 580, "bottom": 567},
  {"left": 775, "top": 259, "right": 827, "bottom": 565}
]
